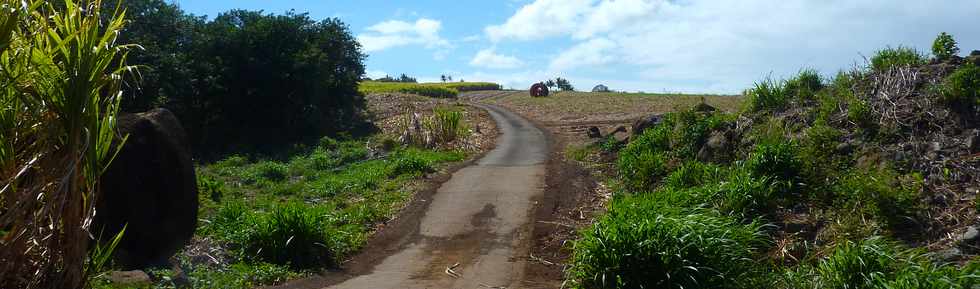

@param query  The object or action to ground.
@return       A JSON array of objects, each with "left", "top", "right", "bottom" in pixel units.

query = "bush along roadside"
[
  {"left": 92, "top": 136, "right": 465, "bottom": 289},
  {"left": 569, "top": 34, "right": 980, "bottom": 289}
]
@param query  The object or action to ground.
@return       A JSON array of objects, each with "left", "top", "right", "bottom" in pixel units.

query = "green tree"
[
  {"left": 556, "top": 77, "right": 575, "bottom": 91},
  {"left": 932, "top": 32, "right": 959, "bottom": 60}
]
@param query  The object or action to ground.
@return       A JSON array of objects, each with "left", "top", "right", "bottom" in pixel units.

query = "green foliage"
[
  {"left": 848, "top": 97, "right": 875, "bottom": 129},
  {"left": 618, "top": 150, "right": 670, "bottom": 191},
  {"left": 249, "top": 162, "right": 289, "bottom": 183},
  {"left": 570, "top": 201, "right": 767, "bottom": 289},
  {"left": 938, "top": 63, "right": 980, "bottom": 111},
  {"left": 746, "top": 141, "right": 802, "bottom": 185},
  {"left": 105, "top": 0, "right": 368, "bottom": 153},
  {"left": 0, "top": 1, "right": 134, "bottom": 287},
  {"left": 428, "top": 107, "right": 468, "bottom": 143},
  {"left": 833, "top": 167, "right": 923, "bottom": 228},
  {"left": 663, "top": 161, "right": 726, "bottom": 189},
  {"left": 932, "top": 32, "right": 959, "bottom": 60},
  {"left": 784, "top": 237, "right": 980, "bottom": 289},
  {"left": 245, "top": 204, "right": 333, "bottom": 269},
  {"left": 198, "top": 175, "right": 226, "bottom": 202},
  {"left": 747, "top": 77, "right": 789, "bottom": 112},
  {"left": 870, "top": 46, "right": 926, "bottom": 72},
  {"left": 785, "top": 69, "right": 824, "bottom": 102},
  {"left": 358, "top": 81, "right": 503, "bottom": 98}
]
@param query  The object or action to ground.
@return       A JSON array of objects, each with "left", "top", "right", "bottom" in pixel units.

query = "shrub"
[
  {"left": 812, "top": 237, "right": 904, "bottom": 289},
  {"left": 785, "top": 69, "right": 824, "bottom": 101},
  {"left": 672, "top": 110, "right": 730, "bottom": 159},
  {"left": 870, "top": 46, "right": 926, "bottom": 72},
  {"left": 318, "top": 136, "right": 339, "bottom": 150},
  {"left": 250, "top": 162, "right": 289, "bottom": 182},
  {"left": 799, "top": 124, "right": 844, "bottom": 192},
  {"left": 245, "top": 204, "right": 333, "bottom": 269},
  {"left": 785, "top": 237, "right": 980, "bottom": 289},
  {"left": 663, "top": 161, "right": 726, "bottom": 190},
  {"left": 746, "top": 141, "right": 802, "bottom": 184},
  {"left": 932, "top": 32, "right": 959, "bottom": 60},
  {"left": 198, "top": 175, "right": 226, "bottom": 202},
  {"left": 846, "top": 95, "right": 871, "bottom": 123},
  {"left": 833, "top": 168, "right": 923, "bottom": 228},
  {"left": 428, "top": 107, "right": 467, "bottom": 143},
  {"left": 389, "top": 155, "right": 433, "bottom": 177},
  {"left": 938, "top": 63, "right": 980, "bottom": 112},
  {"left": 618, "top": 150, "right": 670, "bottom": 191},
  {"left": 570, "top": 202, "right": 767, "bottom": 289},
  {"left": 747, "top": 77, "right": 789, "bottom": 112}
]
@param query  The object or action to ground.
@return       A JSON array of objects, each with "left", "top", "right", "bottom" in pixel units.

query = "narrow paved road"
[{"left": 327, "top": 104, "right": 548, "bottom": 289}]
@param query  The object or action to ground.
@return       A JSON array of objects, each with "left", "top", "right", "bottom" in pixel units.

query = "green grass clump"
[
  {"left": 870, "top": 46, "right": 926, "bottom": 72},
  {"left": 746, "top": 141, "right": 802, "bottom": 186},
  {"left": 570, "top": 199, "right": 768, "bottom": 289},
  {"left": 785, "top": 69, "right": 824, "bottom": 102},
  {"left": 938, "top": 63, "right": 980, "bottom": 112},
  {"left": 833, "top": 167, "right": 923, "bottom": 228},
  {"left": 428, "top": 107, "right": 468, "bottom": 143},
  {"left": 784, "top": 237, "right": 980, "bottom": 289},
  {"left": 747, "top": 77, "right": 790, "bottom": 112},
  {"left": 662, "top": 161, "right": 726, "bottom": 189},
  {"left": 245, "top": 204, "right": 334, "bottom": 269}
]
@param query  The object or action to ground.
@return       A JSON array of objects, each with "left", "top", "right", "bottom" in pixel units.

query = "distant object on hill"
[{"left": 592, "top": 84, "right": 610, "bottom": 93}]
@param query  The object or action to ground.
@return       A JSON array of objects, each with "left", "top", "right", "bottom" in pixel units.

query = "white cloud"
[
  {"left": 358, "top": 18, "right": 451, "bottom": 52},
  {"left": 549, "top": 38, "right": 618, "bottom": 71},
  {"left": 485, "top": 0, "right": 592, "bottom": 42},
  {"left": 485, "top": 0, "right": 980, "bottom": 93},
  {"left": 485, "top": 0, "right": 660, "bottom": 42},
  {"left": 470, "top": 48, "right": 525, "bottom": 69}
]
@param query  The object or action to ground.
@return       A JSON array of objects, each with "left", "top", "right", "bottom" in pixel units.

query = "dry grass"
[{"left": 482, "top": 91, "right": 744, "bottom": 124}]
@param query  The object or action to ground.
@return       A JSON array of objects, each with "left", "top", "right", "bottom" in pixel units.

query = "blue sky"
[{"left": 174, "top": 0, "right": 980, "bottom": 94}]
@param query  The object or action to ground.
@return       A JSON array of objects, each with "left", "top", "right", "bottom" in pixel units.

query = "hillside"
[{"left": 561, "top": 45, "right": 980, "bottom": 288}]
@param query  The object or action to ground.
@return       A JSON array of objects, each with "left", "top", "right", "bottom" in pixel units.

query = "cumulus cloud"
[
  {"left": 549, "top": 38, "right": 618, "bottom": 71},
  {"left": 358, "top": 18, "right": 451, "bottom": 52},
  {"left": 470, "top": 48, "right": 525, "bottom": 69},
  {"left": 487, "top": 0, "right": 980, "bottom": 93}
]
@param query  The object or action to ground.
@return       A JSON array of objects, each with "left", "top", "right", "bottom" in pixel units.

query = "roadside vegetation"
[
  {"left": 359, "top": 81, "right": 502, "bottom": 99},
  {"left": 568, "top": 33, "right": 980, "bottom": 288},
  {"left": 91, "top": 137, "right": 465, "bottom": 288}
]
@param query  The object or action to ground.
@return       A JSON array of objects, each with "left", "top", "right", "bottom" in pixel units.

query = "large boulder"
[
  {"left": 95, "top": 108, "right": 198, "bottom": 269},
  {"left": 631, "top": 114, "right": 663, "bottom": 137}
]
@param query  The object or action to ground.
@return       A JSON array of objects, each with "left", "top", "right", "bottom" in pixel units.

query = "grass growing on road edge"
[{"left": 95, "top": 137, "right": 465, "bottom": 288}]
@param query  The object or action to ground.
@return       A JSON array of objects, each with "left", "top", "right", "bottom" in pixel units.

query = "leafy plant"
[
  {"left": 938, "top": 63, "right": 980, "bottom": 112},
  {"left": 785, "top": 69, "right": 824, "bottom": 102},
  {"left": 870, "top": 46, "right": 926, "bottom": 72},
  {"left": 428, "top": 107, "right": 468, "bottom": 144},
  {"left": 570, "top": 202, "right": 767, "bottom": 289},
  {"left": 0, "top": 0, "right": 135, "bottom": 287},
  {"left": 747, "top": 77, "right": 789, "bottom": 112},
  {"left": 245, "top": 203, "right": 333, "bottom": 269},
  {"left": 932, "top": 32, "right": 959, "bottom": 60}
]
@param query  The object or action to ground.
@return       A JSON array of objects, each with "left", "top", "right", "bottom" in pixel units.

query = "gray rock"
[
  {"left": 959, "top": 226, "right": 980, "bottom": 244},
  {"left": 587, "top": 126, "right": 602, "bottom": 138},
  {"left": 836, "top": 142, "right": 854, "bottom": 154},
  {"left": 108, "top": 270, "right": 151, "bottom": 286},
  {"left": 935, "top": 247, "right": 963, "bottom": 262},
  {"left": 967, "top": 131, "right": 979, "bottom": 153},
  {"left": 631, "top": 114, "right": 663, "bottom": 137}
]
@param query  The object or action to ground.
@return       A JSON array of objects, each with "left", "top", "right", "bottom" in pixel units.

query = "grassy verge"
[
  {"left": 93, "top": 136, "right": 465, "bottom": 288},
  {"left": 358, "top": 81, "right": 502, "bottom": 98},
  {"left": 567, "top": 39, "right": 980, "bottom": 287}
]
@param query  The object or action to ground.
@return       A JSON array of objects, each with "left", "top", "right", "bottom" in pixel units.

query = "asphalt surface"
[{"left": 325, "top": 103, "right": 548, "bottom": 289}]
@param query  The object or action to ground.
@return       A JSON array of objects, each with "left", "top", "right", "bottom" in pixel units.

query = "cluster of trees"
[
  {"left": 106, "top": 0, "right": 367, "bottom": 154},
  {"left": 371, "top": 74, "right": 417, "bottom": 83},
  {"left": 544, "top": 77, "right": 575, "bottom": 91}
]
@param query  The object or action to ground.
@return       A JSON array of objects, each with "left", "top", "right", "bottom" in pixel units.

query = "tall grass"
[
  {"left": 0, "top": 0, "right": 135, "bottom": 288},
  {"left": 870, "top": 46, "right": 926, "bottom": 72},
  {"left": 427, "top": 107, "right": 467, "bottom": 144}
]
